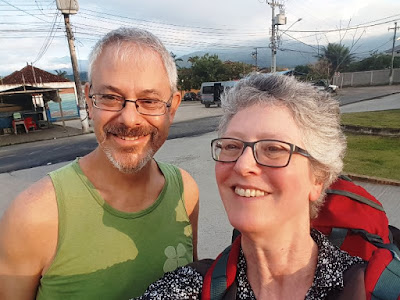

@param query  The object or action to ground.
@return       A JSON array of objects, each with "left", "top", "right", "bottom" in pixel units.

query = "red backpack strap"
[
  {"left": 365, "top": 248, "right": 400, "bottom": 300},
  {"left": 202, "top": 235, "right": 241, "bottom": 300}
]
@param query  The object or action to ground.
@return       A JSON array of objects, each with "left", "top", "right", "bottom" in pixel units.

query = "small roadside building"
[{"left": 0, "top": 65, "right": 80, "bottom": 125}]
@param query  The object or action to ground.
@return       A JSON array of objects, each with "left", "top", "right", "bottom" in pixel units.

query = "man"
[{"left": 0, "top": 27, "right": 199, "bottom": 299}]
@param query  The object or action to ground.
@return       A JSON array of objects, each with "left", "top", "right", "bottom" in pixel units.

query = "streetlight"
[{"left": 278, "top": 18, "right": 302, "bottom": 41}]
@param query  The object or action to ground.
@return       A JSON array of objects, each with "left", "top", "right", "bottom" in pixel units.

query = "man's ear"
[
  {"left": 85, "top": 83, "right": 93, "bottom": 119},
  {"left": 168, "top": 91, "right": 182, "bottom": 121}
]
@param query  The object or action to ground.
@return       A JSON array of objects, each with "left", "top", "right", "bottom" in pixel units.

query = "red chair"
[{"left": 24, "top": 117, "right": 37, "bottom": 131}]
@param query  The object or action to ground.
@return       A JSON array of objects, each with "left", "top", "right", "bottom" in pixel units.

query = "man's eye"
[
  {"left": 101, "top": 94, "right": 121, "bottom": 101},
  {"left": 140, "top": 99, "right": 158, "bottom": 105}
]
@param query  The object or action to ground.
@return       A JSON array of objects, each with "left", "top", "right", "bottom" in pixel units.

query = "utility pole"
[
  {"left": 267, "top": 1, "right": 286, "bottom": 73},
  {"left": 57, "top": 0, "right": 89, "bottom": 133},
  {"left": 252, "top": 48, "right": 258, "bottom": 71},
  {"left": 389, "top": 22, "right": 399, "bottom": 86}
]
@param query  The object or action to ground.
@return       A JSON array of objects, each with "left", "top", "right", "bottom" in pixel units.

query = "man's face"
[{"left": 86, "top": 44, "right": 180, "bottom": 173}]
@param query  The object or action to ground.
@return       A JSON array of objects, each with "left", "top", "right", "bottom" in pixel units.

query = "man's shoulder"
[
  {"left": 0, "top": 175, "right": 58, "bottom": 275},
  {"left": 5, "top": 175, "right": 57, "bottom": 225}
]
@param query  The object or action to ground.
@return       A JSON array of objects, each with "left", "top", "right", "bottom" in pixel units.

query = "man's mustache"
[{"left": 103, "top": 124, "right": 157, "bottom": 137}]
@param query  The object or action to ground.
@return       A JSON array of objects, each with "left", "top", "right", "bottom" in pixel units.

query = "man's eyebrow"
[
  {"left": 139, "top": 89, "right": 162, "bottom": 97},
  {"left": 100, "top": 85, "right": 124, "bottom": 95}
]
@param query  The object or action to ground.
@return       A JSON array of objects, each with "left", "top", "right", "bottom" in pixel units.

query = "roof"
[
  {"left": 0, "top": 85, "right": 58, "bottom": 96},
  {"left": 1, "top": 65, "right": 70, "bottom": 85},
  {"left": 384, "top": 45, "right": 400, "bottom": 54}
]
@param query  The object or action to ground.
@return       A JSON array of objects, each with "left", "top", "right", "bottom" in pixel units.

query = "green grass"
[
  {"left": 344, "top": 133, "right": 400, "bottom": 181},
  {"left": 341, "top": 109, "right": 400, "bottom": 128},
  {"left": 340, "top": 110, "right": 400, "bottom": 181}
]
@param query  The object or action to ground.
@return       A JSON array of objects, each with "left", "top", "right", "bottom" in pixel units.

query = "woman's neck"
[{"left": 241, "top": 227, "right": 318, "bottom": 300}]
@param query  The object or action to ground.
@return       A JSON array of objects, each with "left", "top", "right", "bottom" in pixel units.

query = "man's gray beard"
[{"left": 103, "top": 146, "right": 155, "bottom": 174}]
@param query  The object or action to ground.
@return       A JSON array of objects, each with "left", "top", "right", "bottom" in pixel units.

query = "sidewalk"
[{"left": 0, "top": 119, "right": 92, "bottom": 147}]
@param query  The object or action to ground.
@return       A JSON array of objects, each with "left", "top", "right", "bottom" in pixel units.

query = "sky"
[{"left": 0, "top": 0, "right": 399, "bottom": 76}]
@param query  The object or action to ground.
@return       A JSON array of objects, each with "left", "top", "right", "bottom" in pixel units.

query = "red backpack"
[
  {"left": 198, "top": 176, "right": 400, "bottom": 300},
  {"left": 311, "top": 175, "right": 392, "bottom": 260}
]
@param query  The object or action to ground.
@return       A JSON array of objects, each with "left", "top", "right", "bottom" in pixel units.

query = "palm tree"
[
  {"left": 170, "top": 52, "right": 183, "bottom": 69},
  {"left": 320, "top": 43, "right": 353, "bottom": 75},
  {"left": 54, "top": 69, "right": 68, "bottom": 78}
]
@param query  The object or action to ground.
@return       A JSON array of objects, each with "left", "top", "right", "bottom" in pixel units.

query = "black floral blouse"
[{"left": 134, "top": 229, "right": 364, "bottom": 300}]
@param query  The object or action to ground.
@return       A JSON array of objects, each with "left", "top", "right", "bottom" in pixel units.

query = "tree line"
[
  {"left": 295, "top": 43, "right": 400, "bottom": 81},
  {"left": 172, "top": 53, "right": 254, "bottom": 91}
]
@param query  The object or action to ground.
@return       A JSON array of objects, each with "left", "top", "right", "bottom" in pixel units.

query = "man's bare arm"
[
  {"left": 0, "top": 176, "right": 58, "bottom": 300},
  {"left": 180, "top": 168, "right": 199, "bottom": 261}
]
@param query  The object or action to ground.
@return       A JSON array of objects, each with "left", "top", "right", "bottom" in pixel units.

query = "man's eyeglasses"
[
  {"left": 211, "top": 138, "right": 312, "bottom": 168},
  {"left": 89, "top": 94, "right": 172, "bottom": 116}
]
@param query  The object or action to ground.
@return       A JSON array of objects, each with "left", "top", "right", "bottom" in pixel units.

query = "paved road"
[
  {"left": 340, "top": 93, "right": 400, "bottom": 113},
  {"left": 335, "top": 85, "right": 400, "bottom": 106},
  {"left": 1, "top": 131, "right": 399, "bottom": 259},
  {"left": 0, "top": 102, "right": 221, "bottom": 173}
]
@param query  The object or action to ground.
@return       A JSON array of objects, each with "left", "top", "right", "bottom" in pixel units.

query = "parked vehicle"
[
  {"left": 183, "top": 92, "right": 198, "bottom": 101},
  {"left": 312, "top": 79, "right": 338, "bottom": 93},
  {"left": 200, "top": 81, "right": 237, "bottom": 108}
]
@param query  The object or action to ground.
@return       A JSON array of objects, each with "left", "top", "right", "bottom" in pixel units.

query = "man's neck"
[{"left": 78, "top": 148, "right": 165, "bottom": 212}]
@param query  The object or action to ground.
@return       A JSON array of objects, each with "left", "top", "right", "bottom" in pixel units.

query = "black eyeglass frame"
[
  {"left": 211, "top": 137, "right": 312, "bottom": 168},
  {"left": 88, "top": 85, "right": 173, "bottom": 116}
]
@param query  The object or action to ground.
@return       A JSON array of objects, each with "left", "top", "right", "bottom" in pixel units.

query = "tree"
[
  {"left": 346, "top": 52, "right": 400, "bottom": 72},
  {"left": 189, "top": 54, "right": 226, "bottom": 88},
  {"left": 319, "top": 43, "right": 353, "bottom": 76},
  {"left": 170, "top": 52, "right": 183, "bottom": 69},
  {"left": 221, "top": 61, "right": 253, "bottom": 81},
  {"left": 54, "top": 69, "right": 67, "bottom": 78},
  {"left": 309, "top": 59, "right": 332, "bottom": 80}
]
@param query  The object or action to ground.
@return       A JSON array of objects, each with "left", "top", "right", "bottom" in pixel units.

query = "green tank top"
[{"left": 37, "top": 159, "right": 193, "bottom": 300}]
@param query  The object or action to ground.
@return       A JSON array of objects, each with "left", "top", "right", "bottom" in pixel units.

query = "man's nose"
[{"left": 117, "top": 100, "right": 144, "bottom": 126}]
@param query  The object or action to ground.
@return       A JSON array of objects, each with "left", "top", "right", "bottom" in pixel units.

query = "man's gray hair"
[
  {"left": 219, "top": 73, "right": 346, "bottom": 218},
  {"left": 88, "top": 27, "right": 178, "bottom": 93}
]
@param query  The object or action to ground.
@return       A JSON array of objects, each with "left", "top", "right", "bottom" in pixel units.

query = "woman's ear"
[{"left": 309, "top": 179, "right": 324, "bottom": 202}]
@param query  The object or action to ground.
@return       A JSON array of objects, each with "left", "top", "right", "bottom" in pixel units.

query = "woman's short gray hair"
[
  {"left": 88, "top": 27, "right": 178, "bottom": 93},
  {"left": 219, "top": 73, "right": 346, "bottom": 218}
]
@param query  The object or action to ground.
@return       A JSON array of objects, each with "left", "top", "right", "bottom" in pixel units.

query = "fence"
[{"left": 332, "top": 68, "right": 400, "bottom": 87}]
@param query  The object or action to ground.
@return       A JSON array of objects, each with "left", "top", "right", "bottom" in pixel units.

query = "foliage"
[
  {"left": 341, "top": 110, "right": 400, "bottom": 128},
  {"left": 54, "top": 69, "right": 67, "bottom": 78},
  {"left": 177, "top": 53, "right": 253, "bottom": 90},
  {"left": 309, "top": 59, "right": 332, "bottom": 80},
  {"left": 319, "top": 43, "right": 353, "bottom": 76},
  {"left": 346, "top": 52, "right": 400, "bottom": 72},
  {"left": 294, "top": 64, "right": 311, "bottom": 75},
  {"left": 170, "top": 52, "right": 183, "bottom": 69}
]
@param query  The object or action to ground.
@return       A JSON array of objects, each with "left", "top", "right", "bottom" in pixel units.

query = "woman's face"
[{"left": 215, "top": 104, "right": 323, "bottom": 235}]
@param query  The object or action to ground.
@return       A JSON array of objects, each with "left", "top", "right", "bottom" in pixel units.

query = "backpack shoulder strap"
[
  {"left": 202, "top": 235, "right": 241, "bottom": 300},
  {"left": 365, "top": 247, "right": 400, "bottom": 299}
]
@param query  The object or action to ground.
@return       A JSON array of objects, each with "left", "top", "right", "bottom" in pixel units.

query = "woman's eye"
[{"left": 224, "top": 143, "right": 240, "bottom": 151}]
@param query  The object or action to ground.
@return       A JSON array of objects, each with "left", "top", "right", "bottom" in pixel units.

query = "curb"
[
  {"left": 345, "top": 173, "right": 400, "bottom": 186},
  {"left": 0, "top": 130, "right": 94, "bottom": 148},
  {"left": 342, "top": 125, "right": 400, "bottom": 137}
]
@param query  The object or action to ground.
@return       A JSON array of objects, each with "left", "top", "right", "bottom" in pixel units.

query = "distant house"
[
  {"left": 384, "top": 45, "right": 400, "bottom": 57},
  {"left": 0, "top": 65, "right": 79, "bottom": 122}
]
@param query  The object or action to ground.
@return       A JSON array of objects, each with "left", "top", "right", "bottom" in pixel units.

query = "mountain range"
[{"left": 52, "top": 32, "right": 394, "bottom": 77}]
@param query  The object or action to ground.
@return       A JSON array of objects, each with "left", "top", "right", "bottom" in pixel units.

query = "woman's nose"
[{"left": 233, "top": 146, "right": 261, "bottom": 176}]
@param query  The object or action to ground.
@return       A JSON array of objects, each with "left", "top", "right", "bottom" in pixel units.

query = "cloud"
[{"left": 0, "top": 0, "right": 399, "bottom": 75}]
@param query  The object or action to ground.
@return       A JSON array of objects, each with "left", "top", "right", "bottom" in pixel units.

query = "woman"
[{"left": 134, "top": 73, "right": 365, "bottom": 299}]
